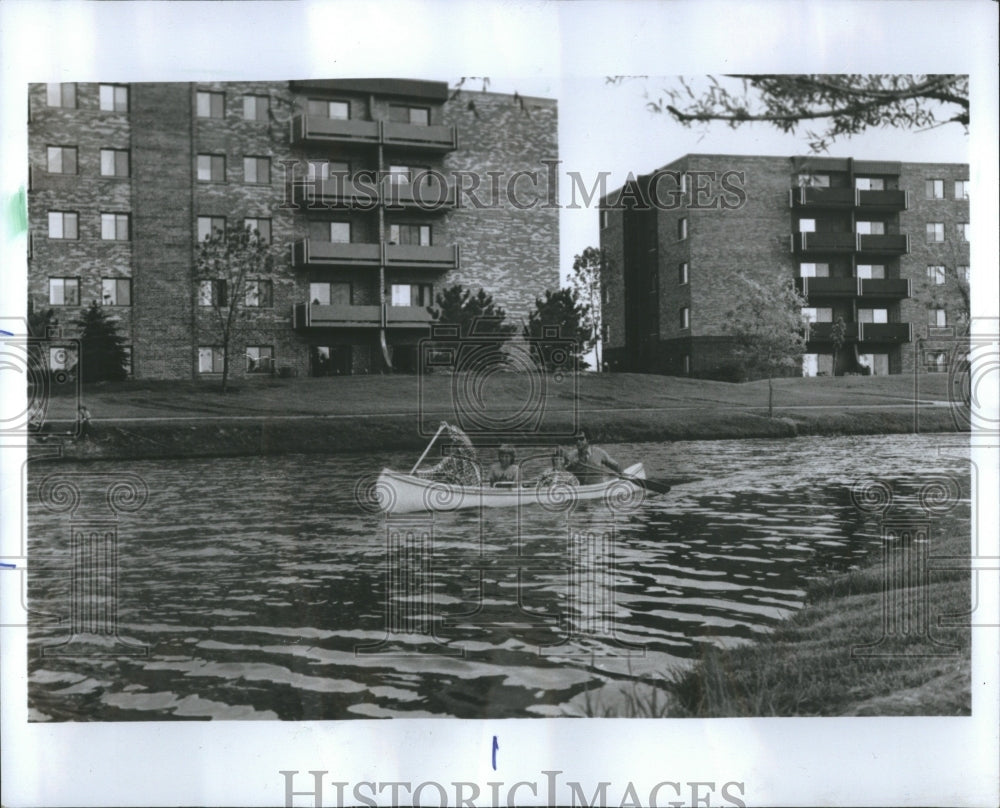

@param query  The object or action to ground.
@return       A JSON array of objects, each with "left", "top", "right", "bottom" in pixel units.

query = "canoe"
[{"left": 375, "top": 463, "right": 646, "bottom": 514}]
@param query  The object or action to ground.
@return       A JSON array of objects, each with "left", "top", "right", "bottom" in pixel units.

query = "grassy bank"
[
  {"left": 582, "top": 510, "right": 970, "bottom": 717},
  {"left": 34, "top": 372, "right": 965, "bottom": 460}
]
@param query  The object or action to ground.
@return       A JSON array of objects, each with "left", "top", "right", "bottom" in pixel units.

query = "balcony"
[
  {"left": 383, "top": 178, "right": 457, "bottom": 210},
  {"left": 292, "top": 302, "right": 434, "bottom": 330},
  {"left": 859, "top": 322, "right": 912, "bottom": 344},
  {"left": 293, "top": 240, "right": 381, "bottom": 267},
  {"left": 797, "top": 277, "right": 911, "bottom": 300},
  {"left": 806, "top": 322, "right": 861, "bottom": 343},
  {"left": 858, "top": 233, "right": 908, "bottom": 254},
  {"left": 293, "top": 240, "right": 458, "bottom": 270},
  {"left": 857, "top": 189, "right": 908, "bottom": 210},
  {"left": 305, "top": 176, "right": 457, "bottom": 210},
  {"left": 290, "top": 114, "right": 380, "bottom": 145},
  {"left": 789, "top": 186, "right": 855, "bottom": 208},
  {"left": 793, "top": 232, "right": 857, "bottom": 253},
  {"left": 291, "top": 115, "right": 458, "bottom": 152},
  {"left": 860, "top": 278, "right": 910, "bottom": 299}
]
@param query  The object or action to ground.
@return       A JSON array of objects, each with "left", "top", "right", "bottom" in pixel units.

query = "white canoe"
[{"left": 375, "top": 463, "right": 645, "bottom": 514}]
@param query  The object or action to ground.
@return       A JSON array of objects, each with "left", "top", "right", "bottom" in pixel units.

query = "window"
[
  {"left": 678, "top": 262, "right": 689, "bottom": 284},
  {"left": 389, "top": 224, "right": 431, "bottom": 246},
  {"left": 797, "top": 173, "right": 830, "bottom": 187},
  {"left": 46, "top": 146, "right": 77, "bottom": 174},
  {"left": 243, "top": 156, "right": 271, "bottom": 184},
  {"left": 682, "top": 354, "right": 690, "bottom": 375},
  {"left": 856, "top": 221, "right": 885, "bottom": 235},
  {"left": 308, "top": 99, "right": 349, "bottom": 120},
  {"left": 198, "top": 279, "right": 228, "bottom": 307},
  {"left": 389, "top": 104, "right": 430, "bottom": 125},
  {"left": 389, "top": 165, "right": 412, "bottom": 185},
  {"left": 100, "top": 148, "right": 129, "bottom": 177},
  {"left": 198, "top": 347, "right": 225, "bottom": 374},
  {"left": 309, "top": 221, "right": 350, "bottom": 243},
  {"left": 246, "top": 346, "right": 274, "bottom": 373},
  {"left": 310, "top": 282, "right": 351, "bottom": 306},
  {"left": 197, "top": 154, "right": 226, "bottom": 182},
  {"left": 600, "top": 210, "right": 608, "bottom": 229},
  {"left": 958, "top": 265, "right": 970, "bottom": 282},
  {"left": 122, "top": 346, "right": 133, "bottom": 377},
  {"left": 926, "top": 265, "right": 946, "bottom": 285},
  {"left": 799, "top": 262, "right": 830, "bottom": 278},
  {"left": 677, "top": 217, "right": 688, "bottom": 240},
  {"left": 926, "top": 222, "right": 944, "bottom": 243},
  {"left": 196, "top": 91, "right": 225, "bottom": 118},
  {"left": 956, "top": 222, "right": 969, "bottom": 242},
  {"left": 307, "top": 160, "right": 349, "bottom": 182},
  {"left": 243, "top": 94, "right": 269, "bottom": 121},
  {"left": 49, "top": 346, "right": 78, "bottom": 372},
  {"left": 858, "top": 308, "right": 888, "bottom": 324},
  {"left": 954, "top": 180, "right": 969, "bottom": 200},
  {"left": 855, "top": 177, "right": 884, "bottom": 191},
  {"left": 802, "top": 307, "right": 833, "bottom": 323},
  {"left": 390, "top": 283, "right": 433, "bottom": 307},
  {"left": 101, "top": 213, "right": 130, "bottom": 241},
  {"left": 46, "top": 83, "right": 76, "bottom": 108},
  {"left": 924, "top": 350, "right": 948, "bottom": 373},
  {"left": 679, "top": 306, "right": 690, "bottom": 329},
  {"left": 197, "top": 216, "right": 226, "bottom": 242},
  {"left": 928, "top": 308, "right": 947, "bottom": 328},
  {"left": 856, "top": 264, "right": 885, "bottom": 279},
  {"left": 798, "top": 218, "right": 816, "bottom": 233},
  {"left": 99, "top": 84, "right": 129, "bottom": 112},
  {"left": 49, "top": 277, "right": 80, "bottom": 306},
  {"left": 925, "top": 179, "right": 944, "bottom": 199},
  {"left": 244, "top": 218, "right": 271, "bottom": 243},
  {"left": 47, "top": 211, "right": 78, "bottom": 239},
  {"left": 101, "top": 278, "right": 131, "bottom": 306},
  {"left": 244, "top": 280, "right": 273, "bottom": 308}
]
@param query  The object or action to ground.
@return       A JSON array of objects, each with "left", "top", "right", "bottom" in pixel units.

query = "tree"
[
  {"left": 427, "top": 284, "right": 516, "bottom": 339},
  {"left": 571, "top": 247, "right": 605, "bottom": 371},
  {"left": 194, "top": 221, "right": 274, "bottom": 392},
  {"left": 724, "top": 277, "right": 808, "bottom": 417},
  {"left": 616, "top": 74, "right": 968, "bottom": 153},
  {"left": 830, "top": 315, "right": 848, "bottom": 376},
  {"left": 523, "top": 287, "right": 593, "bottom": 370},
  {"left": 74, "top": 301, "right": 130, "bottom": 383},
  {"left": 914, "top": 264, "right": 970, "bottom": 336}
]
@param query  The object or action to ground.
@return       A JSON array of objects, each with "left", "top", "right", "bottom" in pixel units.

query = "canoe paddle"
[{"left": 575, "top": 462, "right": 674, "bottom": 495}]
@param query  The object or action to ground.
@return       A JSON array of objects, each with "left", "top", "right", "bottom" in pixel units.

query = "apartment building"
[
  {"left": 600, "top": 154, "right": 970, "bottom": 377},
  {"left": 28, "top": 80, "right": 558, "bottom": 378}
]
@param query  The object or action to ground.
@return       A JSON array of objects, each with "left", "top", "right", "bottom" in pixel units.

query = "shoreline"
[{"left": 30, "top": 406, "right": 964, "bottom": 461}]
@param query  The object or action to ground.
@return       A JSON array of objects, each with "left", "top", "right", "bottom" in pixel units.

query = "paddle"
[
  {"left": 574, "top": 462, "right": 674, "bottom": 495},
  {"left": 410, "top": 421, "right": 447, "bottom": 475}
]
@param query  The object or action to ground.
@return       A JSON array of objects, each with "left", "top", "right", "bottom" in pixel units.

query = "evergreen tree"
[
  {"left": 75, "top": 301, "right": 129, "bottom": 383},
  {"left": 524, "top": 287, "right": 593, "bottom": 370},
  {"left": 428, "top": 284, "right": 515, "bottom": 339}
]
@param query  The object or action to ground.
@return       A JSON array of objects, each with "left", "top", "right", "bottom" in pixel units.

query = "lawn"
[{"left": 51, "top": 371, "right": 958, "bottom": 421}]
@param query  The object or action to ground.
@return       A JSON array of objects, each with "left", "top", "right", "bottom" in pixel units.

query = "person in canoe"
[
  {"left": 538, "top": 450, "right": 579, "bottom": 486},
  {"left": 487, "top": 444, "right": 520, "bottom": 487},
  {"left": 414, "top": 423, "right": 482, "bottom": 486},
  {"left": 561, "top": 429, "right": 622, "bottom": 485}
]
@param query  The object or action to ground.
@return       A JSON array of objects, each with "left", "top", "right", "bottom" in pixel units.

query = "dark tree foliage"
[
  {"left": 428, "top": 284, "right": 516, "bottom": 339},
  {"left": 611, "top": 74, "right": 969, "bottom": 152},
  {"left": 75, "top": 301, "right": 129, "bottom": 383},
  {"left": 524, "top": 287, "right": 594, "bottom": 370}
]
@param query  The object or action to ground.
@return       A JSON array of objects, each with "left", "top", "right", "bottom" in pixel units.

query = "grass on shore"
[{"left": 580, "top": 511, "right": 971, "bottom": 718}]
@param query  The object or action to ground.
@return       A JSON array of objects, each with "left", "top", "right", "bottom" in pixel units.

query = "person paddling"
[
  {"left": 488, "top": 444, "right": 520, "bottom": 487},
  {"left": 561, "top": 429, "right": 621, "bottom": 484}
]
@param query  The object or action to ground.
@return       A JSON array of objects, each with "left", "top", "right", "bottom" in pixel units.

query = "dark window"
[
  {"left": 678, "top": 217, "right": 688, "bottom": 240},
  {"left": 99, "top": 84, "right": 129, "bottom": 112},
  {"left": 197, "top": 154, "right": 226, "bottom": 182},
  {"left": 390, "top": 283, "right": 433, "bottom": 307},
  {"left": 243, "top": 156, "right": 271, "bottom": 184},
  {"left": 679, "top": 306, "right": 690, "bottom": 329},
  {"left": 244, "top": 280, "right": 273, "bottom": 308},
  {"left": 197, "top": 216, "right": 226, "bottom": 242},
  {"left": 100, "top": 148, "right": 130, "bottom": 177},
  {"left": 925, "top": 179, "right": 944, "bottom": 199},
  {"left": 47, "top": 211, "right": 78, "bottom": 239},
  {"left": 244, "top": 218, "right": 271, "bottom": 243},
  {"left": 310, "top": 282, "right": 351, "bottom": 306},
  {"left": 198, "top": 279, "right": 228, "bottom": 307},
  {"left": 678, "top": 262, "right": 688, "bottom": 284},
  {"left": 246, "top": 346, "right": 274, "bottom": 373},
  {"left": 198, "top": 347, "right": 225, "bottom": 373},
  {"left": 389, "top": 224, "right": 430, "bottom": 246},
  {"left": 46, "top": 146, "right": 77, "bottom": 174},
  {"left": 197, "top": 91, "right": 225, "bottom": 118},
  {"left": 100, "top": 213, "right": 130, "bottom": 241},
  {"left": 389, "top": 104, "right": 430, "bottom": 125},
  {"left": 46, "top": 83, "right": 77, "bottom": 108},
  {"left": 243, "top": 94, "right": 270, "bottom": 121},
  {"left": 308, "top": 99, "right": 349, "bottom": 119},
  {"left": 49, "top": 277, "right": 80, "bottom": 306}
]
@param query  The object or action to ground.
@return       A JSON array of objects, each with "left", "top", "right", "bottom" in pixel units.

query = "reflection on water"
[{"left": 27, "top": 433, "right": 969, "bottom": 720}]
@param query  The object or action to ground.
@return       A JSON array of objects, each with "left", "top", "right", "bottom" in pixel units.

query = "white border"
[{"left": 2, "top": 2, "right": 997, "bottom": 806}]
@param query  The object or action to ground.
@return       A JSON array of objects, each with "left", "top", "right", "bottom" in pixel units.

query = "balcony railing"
[
  {"left": 293, "top": 240, "right": 458, "bottom": 270},
  {"left": 303, "top": 176, "right": 457, "bottom": 210},
  {"left": 788, "top": 187, "right": 908, "bottom": 211},
  {"left": 860, "top": 322, "right": 912, "bottom": 343},
  {"left": 292, "top": 302, "right": 434, "bottom": 329},
  {"left": 857, "top": 189, "right": 908, "bottom": 210},
  {"left": 383, "top": 178, "right": 457, "bottom": 209},
  {"left": 291, "top": 115, "right": 458, "bottom": 151},
  {"left": 805, "top": 321, "right": 912, "bottom": 344},
  {"left": 797, "top": 277, "right": 910, "bottom": 299},
  {"left": 858, "top": 233, "right": 909, "bottom": 254}
]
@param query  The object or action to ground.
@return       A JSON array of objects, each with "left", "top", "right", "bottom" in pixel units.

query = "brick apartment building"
[
  {"left": 28, "top": 80, "right": 558, "bottom": 378},
  {"left": 600, "top": 154, "right": 970, "bottom": 378}
]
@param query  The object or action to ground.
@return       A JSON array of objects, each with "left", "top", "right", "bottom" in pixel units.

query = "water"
[{"left": 26, "top": 433, "right": 969, "bottom": 720}]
